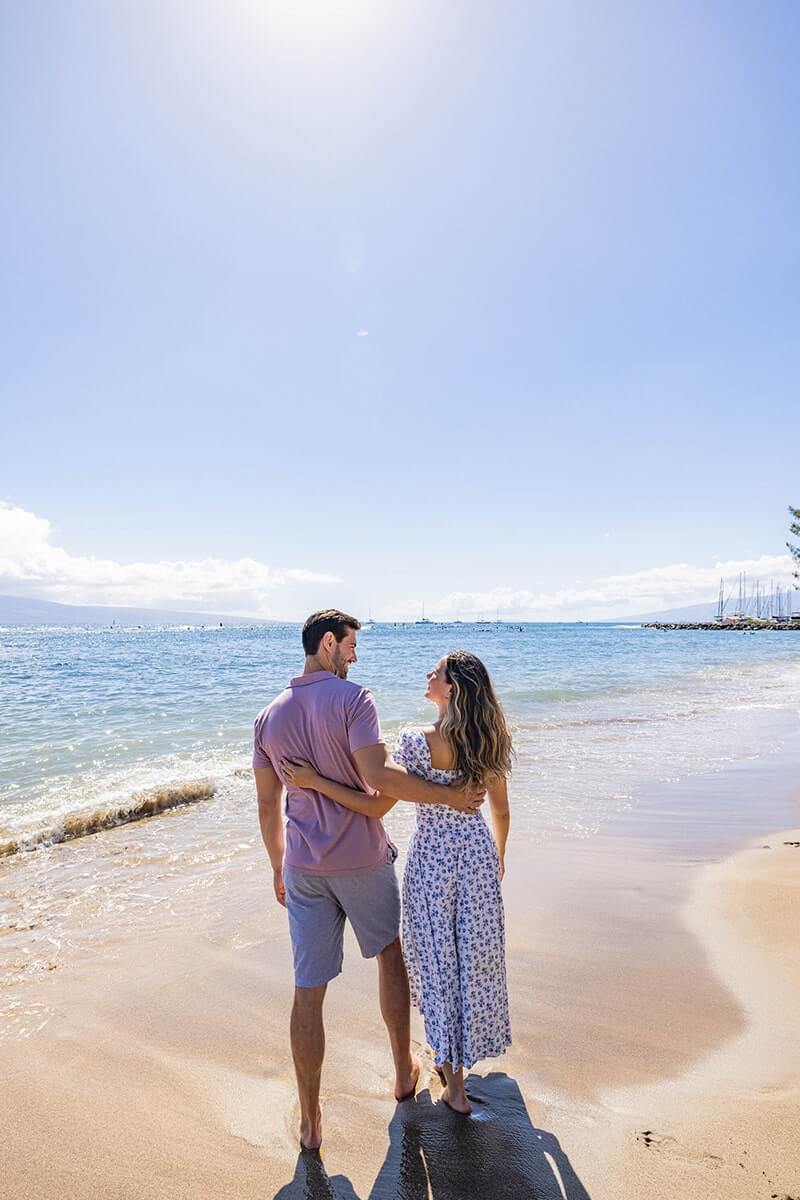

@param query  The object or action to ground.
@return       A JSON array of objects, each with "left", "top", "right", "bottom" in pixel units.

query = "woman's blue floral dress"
[{"left": 393, "top": 728, "right": 511, "bottom": 1071}]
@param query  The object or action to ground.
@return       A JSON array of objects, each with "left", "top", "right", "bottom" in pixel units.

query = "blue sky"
[{"left": 1, "top": 1, "right": 798, "bottom": 619}]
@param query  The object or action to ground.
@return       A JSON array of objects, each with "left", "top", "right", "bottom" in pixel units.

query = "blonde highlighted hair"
[{"left": 439, "top": 651, "right": 513, "bottom": 787}]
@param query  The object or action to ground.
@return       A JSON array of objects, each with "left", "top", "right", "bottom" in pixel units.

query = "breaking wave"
[{"left": 0, "top": 779, "right": 216, "bottom": 858}]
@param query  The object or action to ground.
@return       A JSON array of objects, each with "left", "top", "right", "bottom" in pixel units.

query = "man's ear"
[{"left": 321, "top": 631, "right": 336, "bottom": 656}]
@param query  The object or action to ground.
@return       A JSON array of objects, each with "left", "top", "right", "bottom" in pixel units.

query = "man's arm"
[
  {"left": 255, "top": 765, "right": 286, "bottom": 906},
  {"left": 353, "top": 743, "right": 483, "bottom": 811}
]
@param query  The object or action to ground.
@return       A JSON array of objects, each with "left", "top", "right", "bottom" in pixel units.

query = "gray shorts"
[{"left": 283, "top": 848, "right": 401, "bottom": 989}]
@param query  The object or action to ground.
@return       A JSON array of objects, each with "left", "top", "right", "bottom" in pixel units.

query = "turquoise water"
[
  {"left": 1, "top": 621, "right": 799, "bottom": 852},
  {"left": 2, "top": 619, "right": 799, "bottom": 1036}
]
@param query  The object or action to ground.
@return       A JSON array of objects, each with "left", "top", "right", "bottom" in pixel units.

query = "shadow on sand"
[
  {"left": 273, "top": 1148, "right": 360, "bottom": 1200},
  {"left": 274, "top": 1073, "right": 591, "bottom": 1200}
]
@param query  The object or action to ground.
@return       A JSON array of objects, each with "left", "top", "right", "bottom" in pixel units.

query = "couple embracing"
[{"left": 253, "top": 609, "right": 512, "bottom": 1149}]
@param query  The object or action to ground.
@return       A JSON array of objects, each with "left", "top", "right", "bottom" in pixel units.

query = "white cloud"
[
  {"left": 428, "top": 554, "right": 796, "bottom": 620},
  {"left": 5, "top": 501, "right": 792, "bottom": 621},
  {"left": 0, "top": 502, "right": 340, "bottom": 614},
  {"left": 356, "top": 329, "right": 369, "bottom": 337}
]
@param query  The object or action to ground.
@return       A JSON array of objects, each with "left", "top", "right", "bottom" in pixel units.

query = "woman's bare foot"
[
  {"left": 299, "top": 1106, "right": 323, "bottom": 1150},
  {"left": 440, "top": 1084, "right": 472, "bottom": 1115},
  {"left": 394, "top": 1055, "right": 421, "bottom": 1101}
]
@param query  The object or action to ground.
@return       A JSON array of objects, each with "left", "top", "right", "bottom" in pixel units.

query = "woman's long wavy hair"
[{"left": 439, "top": 651, "right": 513, "bottom": 786}]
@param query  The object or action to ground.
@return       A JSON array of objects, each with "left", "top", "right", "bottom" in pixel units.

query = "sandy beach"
[
  {"left": 1, "top": 757, "right": 798, "bottom": 1200},
  {"left": 4, "top": 0, "right": 799, "bottom": 1191},
  {"left": 580, "top": 828, "right": 800, "bottom": 1200}
]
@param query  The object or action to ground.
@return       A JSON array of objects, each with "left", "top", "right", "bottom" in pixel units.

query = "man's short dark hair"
[{"left": 302, "top": 609, "right": 361, "bottom": 656}]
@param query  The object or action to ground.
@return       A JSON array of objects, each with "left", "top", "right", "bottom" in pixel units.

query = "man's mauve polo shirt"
[{"left": 252, "top": 670, "right": 390, "bottom": 875}]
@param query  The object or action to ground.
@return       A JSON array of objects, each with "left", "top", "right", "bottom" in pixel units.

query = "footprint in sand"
[
  {"left": 636, "top": 1130, "right": 723, "bottom": 1168},
  {"left": 195, "top": 1064, "right": 299, "bottom": 1157},
  {"left": 637, "top": 1130, "right": 677, "bottom": 1150}
]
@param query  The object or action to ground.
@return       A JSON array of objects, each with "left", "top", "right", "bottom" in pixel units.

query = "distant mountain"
[
  {"left": 617, "top": 601, "right": 720, "bottom": 623},
  {"left": 0, "top": 593, "right": 272, "bottom": 627}
]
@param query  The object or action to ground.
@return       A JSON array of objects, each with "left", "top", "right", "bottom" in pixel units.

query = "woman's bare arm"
[
  {"left": 281, "top": 758, "right": 397, "bottom": 818},
  {"left": 282, "top": 746, "right": 485, "bottom": 819},
  {"left": 486, "top": 774, "right": 510, "bottom": 878}
]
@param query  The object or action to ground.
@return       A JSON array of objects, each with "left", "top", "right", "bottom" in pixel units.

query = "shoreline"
[
  {"left": 643, "top": 620, "right": 800, "bottom": 631},
  {"left": 0, "top": 754, "right": 798, "bottom": 1198},
  {"left": 573, "top": 827, "right": 800, "bottom": 1199}
]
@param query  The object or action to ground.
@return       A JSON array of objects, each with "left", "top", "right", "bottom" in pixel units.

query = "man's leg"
[
  {"left": 290, "top": 983, "right": 327, "bottom": 1149},
  {"left": 283, "top": 866, "right": 345, "bottom": 1152},
  {"left": 376, "top": 937, "right": 419, "bottom": 1100}
]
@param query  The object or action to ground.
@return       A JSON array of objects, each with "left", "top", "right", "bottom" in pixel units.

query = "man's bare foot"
[
  {"left": 440, "top": 1085, "right": 472, "bottom": 1115},
  {"left": 394, "top": 1055, "right": 421, "bottom": 1101},
  {"left": 299, "top": 1107, "right": 323, "bottom": 1150}
]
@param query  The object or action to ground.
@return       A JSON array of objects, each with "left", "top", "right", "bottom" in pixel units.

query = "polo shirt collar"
[{"left": 291, "top": 670, "right": 336, "bottom": 687}]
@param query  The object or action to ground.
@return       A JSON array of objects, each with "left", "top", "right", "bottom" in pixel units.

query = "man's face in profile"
[{"left": 330, "top": 629, "right": 358, "bottom": 679}]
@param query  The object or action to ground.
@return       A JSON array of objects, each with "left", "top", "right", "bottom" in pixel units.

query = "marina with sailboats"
[{"left": 645, "top": 572, "right": 800, "bottom": 630}]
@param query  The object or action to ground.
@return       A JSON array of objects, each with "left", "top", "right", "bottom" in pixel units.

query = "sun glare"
[{"left": 228, "top": 0, "right": 387, "bottom": 60}]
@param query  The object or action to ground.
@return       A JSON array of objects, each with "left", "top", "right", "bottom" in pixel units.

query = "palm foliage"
[{"left": 789, "top": 506, "right": 800, "bottom": 583}]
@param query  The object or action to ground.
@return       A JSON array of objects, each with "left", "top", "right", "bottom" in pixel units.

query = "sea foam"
[{"left": 0, "top": 779, "right": 216, "bottom": 857}]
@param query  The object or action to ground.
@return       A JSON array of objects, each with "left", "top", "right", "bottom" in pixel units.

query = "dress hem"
[{"left": 431, "top": 1039, "right": 512, "bottom": 1073}]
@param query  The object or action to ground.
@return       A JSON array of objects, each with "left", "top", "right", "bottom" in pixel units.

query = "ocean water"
[
  {"left": 2, "top": 621, "right": 799, "bottom": 1037},
  {"left": 1, "top": 620, "right": 799, "bottom": 855}
]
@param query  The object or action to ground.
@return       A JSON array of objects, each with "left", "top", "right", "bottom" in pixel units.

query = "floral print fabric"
[{"left": 393, "top": 727, "right": 511, "bottom": 1071}]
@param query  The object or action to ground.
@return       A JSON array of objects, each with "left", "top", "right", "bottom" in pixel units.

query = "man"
[{"left": 253, "top": 609, "right": 483, "bottom": 1150}]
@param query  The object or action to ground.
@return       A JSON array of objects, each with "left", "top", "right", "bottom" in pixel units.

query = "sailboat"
[
  {"left": 363, "top": 607, "right": 377, "bottom": 631},
  {"left": 416, "top": 602, "right": 431, "bottom": 625}
]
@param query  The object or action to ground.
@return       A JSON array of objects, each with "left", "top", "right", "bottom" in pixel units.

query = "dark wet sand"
[{"left": 1, "top": 753, "right": 798, "bottom": 1200}]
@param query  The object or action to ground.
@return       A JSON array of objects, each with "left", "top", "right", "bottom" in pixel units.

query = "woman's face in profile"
[{"left": 425, "top": 657, "right": 452, "bottom": 705}]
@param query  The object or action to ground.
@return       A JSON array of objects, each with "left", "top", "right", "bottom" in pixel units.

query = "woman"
[{"left": 282, "top": 650, "right": 512, "bottom": 1115}]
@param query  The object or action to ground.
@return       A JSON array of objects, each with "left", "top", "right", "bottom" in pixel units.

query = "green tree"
[{"left": 789, "top": 505, "right": 800, "bottom": 583}]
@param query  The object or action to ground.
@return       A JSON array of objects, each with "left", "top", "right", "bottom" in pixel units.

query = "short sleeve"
[
  {"left": 347, "top": 688, "right": 382, "bottom": 754},
  {"left": 252, "top": 715, "right": 274, "bottom": 770},
  {"left": 392, "top": 729, "right": 413, "bottom": 769}
]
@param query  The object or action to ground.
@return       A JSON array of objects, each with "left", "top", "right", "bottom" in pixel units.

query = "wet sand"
[
  {"left": 0, "top": 759, "right": 798, "bottom": 1199},
  {"left": 571, "top": 829, "right": 800, "bottom": 1200}
]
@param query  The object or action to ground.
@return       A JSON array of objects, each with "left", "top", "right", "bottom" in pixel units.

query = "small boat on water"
[{"left": 362, "top": 608, "right": 378, "bottom": 631}]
